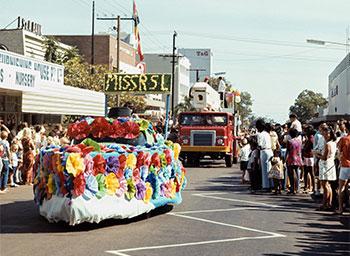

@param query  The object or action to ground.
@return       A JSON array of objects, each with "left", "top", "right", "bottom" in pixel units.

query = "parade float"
[{"left": 33, "top": 116, "right": 187, "bottom": 225}]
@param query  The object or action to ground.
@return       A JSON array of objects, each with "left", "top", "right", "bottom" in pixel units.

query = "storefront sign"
[
  {"left": 0, "top": 49, "right": 64, "bottom": 91},
  {"left": 17, "top": 17, "right": 42, "bottom": 36},
  {"left": 105, "top": 73, "right": 171, "bottom": 94}
]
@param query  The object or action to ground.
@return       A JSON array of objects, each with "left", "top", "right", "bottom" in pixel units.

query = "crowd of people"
[
  {"left": 0, "top": 121, "right": 70, "bottom": 193},
  {"left": 239, "top": 114, "right": 350, "bottom": 215}
]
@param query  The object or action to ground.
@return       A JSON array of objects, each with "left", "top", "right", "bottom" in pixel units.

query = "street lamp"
[{"left": 306, "top": 38, "right": 350, "bottom": 53}]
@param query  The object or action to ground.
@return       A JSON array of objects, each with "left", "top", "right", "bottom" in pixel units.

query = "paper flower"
[
  {"left": 136, "top": 119, "right": 149, "bottom": 131},
  {"left": 105, "top": 173, "right": 119, "bottom": 195},
  {"left": 93, "top": 154, "right": 106, "bottom": 175},
  {"left": 151, "top": 153, "right": 161, "bottom": 168},
  {"left": 135, "top": 180, "right": 146, "bottom": 200},
  {"left": 123, "top": 121, "right": 140, "bottom": 139},
  {"left": 140, "top": 165, "right": 149, "bottom": 181},
  {"left": 144, "top": 182, "right": 153, "bottom": 203},
  {"left": 116, "top": 176, "right": 127, "bottom": 197},
  {"left": 164, "top": 149, "right": 172, "bottom": 165},
  {"left": 118, "top": 154, "right": 127, "bottom": 172},
  {"left": 125, "top": 178, "right": 136, "bottom": 201},
  {"left": 95, "top": 174, "right": 107, "bottom": 199},
  {"left": 73, "top": 172, "right": 86, "bottom": 197},
  {"left": 83, "top": 154, "right": 94, "bottom": 176},
  {"left": 51, "top": 153, "right": 63, "bottom": 173},
  {"left": 110, "top": 120, "right": 126, "bottom": 138},
  {"left": 91, "top": 117, "right": 112, "bottom": 138},
  {"left": 43, "top": 153, "right": 53, "bottom": 171},
  {"left": 126, "top": 153, "right": 137, "bottom": 169},
  {"left": 82, "top": 138, "right": 101, "bottom": 152},
  {"left": 67, "top": 120, "right": 91, "bottom": 140},
  {"left": 83, "top": 174, "right": 98, "bottom": 200},
  {"left": 106, "top": 155, "right": 120, "bottom": 175},
  {"left": 173, "top": 143, "right": 181, "bottom": 160},
  {"left": 47, "top": 173, "right": 55, "bottom": 195},
  {"left": 66, "top": 153, "right": 85, "bottom": 177}
]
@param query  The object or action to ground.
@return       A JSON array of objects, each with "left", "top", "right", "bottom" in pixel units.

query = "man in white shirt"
[
  {"left": 256, "top": 119, "right": 273, "bottom": 190},
  {"left": 289, "top": 113, "right": 302, "bottom": 133},
  {"left": 218, "top": 77, "right": 226, "bottom": 107}
]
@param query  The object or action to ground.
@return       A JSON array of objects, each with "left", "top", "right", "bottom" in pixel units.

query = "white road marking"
[
  {"left": 172, "top": 207, "right": 259, "bottom": 214},
  {"left": 105, "top": 193, "right": 286, "bottom": 255},
  {"left": 105, "top": 235, "right": 279, "bottom": 256},
  {"left": 193, "top": 193, "right": 281, "bottom": 208},
  {"left": 168, "top": 212, "right": 285, "bottom": 237}
]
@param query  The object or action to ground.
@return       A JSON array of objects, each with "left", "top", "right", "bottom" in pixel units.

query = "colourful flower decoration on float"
[
  {"left": 105, "top": 173, "right": 119, "bottom": 195},
  {"left": 151, "top": 153, "right": 161, "bottom": 168},
  {"left": 47, "top": 173, "right": 55, "bottom": 195},
  {"left": 91, "top": 117, "right": 112, "bottom": 138},
  {"left": 116, "top": 176, "right": 127, "bottom": 197},
  {"left": 83, "top": 174, "right": 98, "bottom": 200},
  {"left": 81, "top": 138, "right": 101, "bottom": 152},
  {"left": 140, "top": 165, "right": 149, "bottom": 181},
  {"left": 125, "top": 178, "right": 136, "bottom": 201},
  {"left": 123, "top": 121, "right": 140, "bottom": 139},
  {"left": 43, "top": 152, "right": 53, "bottom": 171},
  {"left": 110, "top": 120, "right": 126, "bottom": 138},
  {"left": 126, "top": 153, "right": 137, "bottom": 169},
  {"left": 136, "top": 119, "right": 149, "bottom": 132},
  {"left": 83, "top": 154, "right": 94, "bottom": 176},
  {"left": 135, "top": 180, "right": 146, "bottom": 200},
  {"left": 144, "top": 182, "right": 153, "bottom": 203},
  {"left": 95, "top": 174, "right": 107, "bottom": 199},
  {"left": 106, "top": 155, "right": 119, "bottom": 175},
  {"left": 173, "top": 143, "right": 181, "bottom": 160},
  {"left": 164, "top": 149, "right": 172, "bottom": 165},
  {"left": 118, "top": 154, "right": 127, "bottom": 172},
  {"left": 66, "top": 153, "right": 85, "bottom": 177},
  {"left": 67, "top": 120, "right": 91, "bottom": 140},
  {"left": 73, "top": 172, "right": 86, "bottom": 197},
  {"left": 93, "top": 154, "right": 106, "bottom": 175}
]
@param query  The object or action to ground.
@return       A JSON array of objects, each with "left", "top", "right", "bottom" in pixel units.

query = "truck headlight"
[{"left": 217, "top": 138, "right": 224, "bottom": 145}]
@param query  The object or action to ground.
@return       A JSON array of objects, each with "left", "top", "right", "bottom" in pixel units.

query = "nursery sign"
[{"left": 105, "top": 73, "right": 171, "bottom": 94}]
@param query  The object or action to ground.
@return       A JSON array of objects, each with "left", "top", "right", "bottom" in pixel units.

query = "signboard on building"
[
  {"left": 0, "top": 49, "right": 64, "bottom": 91},
  {"left": 105, "top": 73, "right": 171, "bottom": 94},
  {"left": 17, "top": 17, "right": 42, "bottom": 36}
]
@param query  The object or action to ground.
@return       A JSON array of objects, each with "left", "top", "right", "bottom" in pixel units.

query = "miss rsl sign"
[{"left": 105, "top": 73, "right": 171, "bottom": 94}]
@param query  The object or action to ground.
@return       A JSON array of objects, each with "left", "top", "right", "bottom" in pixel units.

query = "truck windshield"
[{"left": 179, "top": 114, "right": 228, "bottom": 126}]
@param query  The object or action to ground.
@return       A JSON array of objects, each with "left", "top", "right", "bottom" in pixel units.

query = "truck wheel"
[{"left": 225, "top": 155, "right": 233, "bottom": 167}]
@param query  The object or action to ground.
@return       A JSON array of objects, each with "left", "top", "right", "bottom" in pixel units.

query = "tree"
[
  {"left": 236, "top": 91, "right": 253, "bottom": 123},
  {"left": 174, "top": 96, "right": 195, "bottom": 115},
  {"left": 289, "top": 89, "right": 328, "bottom": 123},
  {"left": 43, "top": 36, "right": 60, "bottom": 63}
]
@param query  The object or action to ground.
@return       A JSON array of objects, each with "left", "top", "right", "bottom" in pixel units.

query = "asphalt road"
[{"left": 1, "top": 160, "right": 349, "bottom": 256}]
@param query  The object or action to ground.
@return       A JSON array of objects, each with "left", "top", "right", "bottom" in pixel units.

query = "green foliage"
[
  {"left": 43, "top": 36, "right": 59, "bottom": 63},
  {"left": 236, "top": 91, "right": 253, "bottom": 122},
  {"left": 174, "top": 96, "right": 195, "bottom": 115},
  {"left": 289, "top": 89, "right": 328, "bottom": 123}
]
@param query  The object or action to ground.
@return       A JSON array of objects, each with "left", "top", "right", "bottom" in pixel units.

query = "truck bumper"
[{"left": 181, "top": 145, "right": 231, "bottom": 153}]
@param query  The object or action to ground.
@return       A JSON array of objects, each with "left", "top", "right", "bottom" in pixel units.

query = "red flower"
[
  {"left": 73, "top": 172, "right": 86, "bottom": 196},
  {"left": 91, "top": 117, "right": 112, "bottom": 138},
  {"left": 76, "top": 144, "right": 95, "bottom": 156},
  {"left": 151, "top": 153, "right": 161, "bottom": 168},
  {"left": 67, "top": 122, "right": 79, "bottom": 139},
  {"left": 164, "top": 149, "right": 172, "bottom": 164},
  {"left": 93, "top": 154, "right": 106, "bottom": 175},
  {"left": 119, "top": 154, "right": 127, "bottom": 171},
  {"left": 122, "top": 121, "right": 140, "bottom": 139},
  {"left": 110, "top": 120, "right": 127, "bottom": 138}
]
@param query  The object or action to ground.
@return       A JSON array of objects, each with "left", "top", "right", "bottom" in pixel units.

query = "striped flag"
[{"left": 133, "top": 0, "right": 144, "bottom": 62}]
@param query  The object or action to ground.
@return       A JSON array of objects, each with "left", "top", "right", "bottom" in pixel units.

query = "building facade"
[
  {"left": 143, "top": 53, "right": 191, "bottom": 109},
  {"left": 328, "top": 53, "right": 350, "bottom": 116},
  {"left": 178, "top": 48, "right": 212, "bottom": 85}
]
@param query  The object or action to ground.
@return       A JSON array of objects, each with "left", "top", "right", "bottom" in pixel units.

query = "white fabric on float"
[{"left": 40, "top": 195, "right": 155, "bottom": 225}]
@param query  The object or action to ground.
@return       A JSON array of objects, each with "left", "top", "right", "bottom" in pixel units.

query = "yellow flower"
[
  {"left": 144, "top": 182, "right": 153, "bottom": 203},
  {"left": 170, "top": 180, "right": 176, "bottom": 198},
  {"left": 47, "top": 173, "right": 54, "bottom": 194},
  {"left": 105, "top": 173, "right": 120, "bottom": 195},
  {"left": 126, "top": 153, "right": 137, "bottom": 169},
  {"left": 173, "top": 143, "right": 181, "bottom": 160},
  {"left": 66, "top": 153, "right": 85, "bottom": 177}
]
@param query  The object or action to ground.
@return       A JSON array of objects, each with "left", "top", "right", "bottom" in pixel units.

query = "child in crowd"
[
  {"left": 9, "top": 143, "right": 19, "bottom": 187},
  {"left": 240, "top": 138, "right": 251, "bottom": 184},
  {"left": 269, "top": 150, "right": 284, "bottom": 194},
  {"left": 247, "top": 139, "right": 261, "bottom": 193}
]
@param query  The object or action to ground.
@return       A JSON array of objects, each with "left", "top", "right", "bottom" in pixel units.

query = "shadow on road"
[{"left": 0, "top": 200, "right": 173, "bottom": 234}]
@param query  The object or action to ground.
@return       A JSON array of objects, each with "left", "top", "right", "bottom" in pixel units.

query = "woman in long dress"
[
  {"left": 21, "top": 128, "right": 35, "bottom": 185},
  {"left": 316, "top": 127, "right": 337, "bottom": 210}
]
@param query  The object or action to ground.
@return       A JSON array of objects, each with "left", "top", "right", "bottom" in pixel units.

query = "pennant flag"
[{"left": 133, "top": 0, "right": 144, "bottom": 62}]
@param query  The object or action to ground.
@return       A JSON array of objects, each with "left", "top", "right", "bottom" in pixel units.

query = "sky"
[{"left": 1, "top": 0, "right": 349, "bottom": 123}]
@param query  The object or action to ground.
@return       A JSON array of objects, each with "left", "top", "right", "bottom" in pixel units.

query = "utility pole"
[
  {"left": 171, "top": 31, "right": 177, "bottom": 118},
  {"left": 188, "top": 68, "right": 206, "bottom": 82},
  {"left": 91, "top": 1, "right": 95, "bottom": 70}
]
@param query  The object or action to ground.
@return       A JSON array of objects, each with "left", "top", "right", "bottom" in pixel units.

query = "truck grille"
[{"left": 192, "top": 131, "right": 215, "bottom": 146}]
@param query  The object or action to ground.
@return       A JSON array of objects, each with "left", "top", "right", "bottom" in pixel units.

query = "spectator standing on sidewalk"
[
  {"left": 239, "top": 138, "right": 251, "bottom": 184},
  {"left": 0, "top": 131, "right": 11, "bottom": 193},
  {"left": 286, "top": 128, "right": 303, "bottom": 194},
  {"left": 337, "top": 121, "right": 350, "bottom": 215},
  {"left": 315, "top": 127, "right": 337, "bottom": 210},
  {"left": 21, "top": 128, "right": 35, "bottom": 185},
  {"left": 289, "top": 113, "right": 302, "bottom": 135},
  {"left": 302, "top": 127, "right": 315, "bottom": 193},
  {"left": 313, "top": 123, "right": 327, "bottom": 196},
  {"left": 256, "top": 119, "right": 273, "bottom": 191}
]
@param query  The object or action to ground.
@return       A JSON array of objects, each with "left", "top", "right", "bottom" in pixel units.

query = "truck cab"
[{"left": 178, "top": 111, "right": 237, "bottom": 167}]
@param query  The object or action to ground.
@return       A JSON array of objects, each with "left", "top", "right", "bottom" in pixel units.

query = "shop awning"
[{"left": 22, "top": 84, "right": 105, "bottom": 116}]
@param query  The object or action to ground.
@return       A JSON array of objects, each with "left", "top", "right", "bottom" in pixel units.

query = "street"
[{"left": 1, "top": 161, "right": 349, "bottom": 256}]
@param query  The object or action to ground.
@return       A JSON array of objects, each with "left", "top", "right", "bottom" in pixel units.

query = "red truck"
[{"left": 178, "top": 111, "right": 238, "bottom": 167}]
